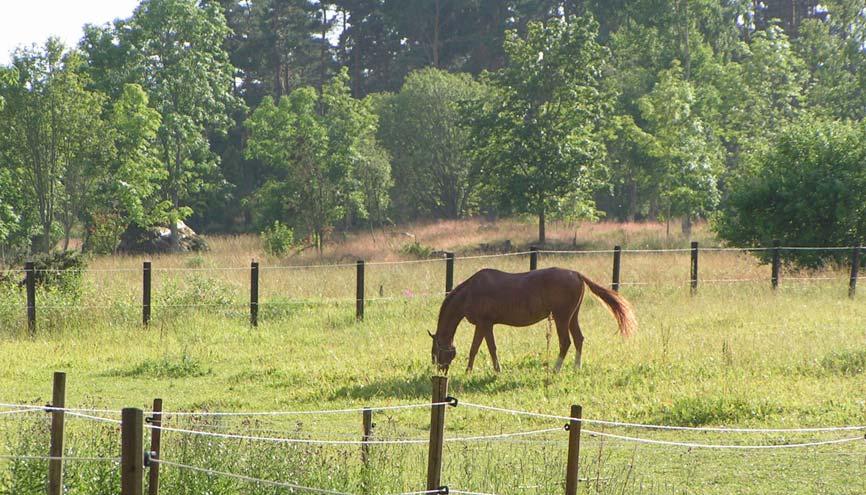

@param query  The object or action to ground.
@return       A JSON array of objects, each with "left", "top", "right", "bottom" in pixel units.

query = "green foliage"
[
  {"left": 714, "top": 118, "right": 866, "bottom": 267},
  {"left": 378, "top": 68, "right": 489, "bottom": 220},
  {"left": 246, "top": 68, "right": 389, "bottom": 251},
  {"left": 638, "top": 61, "right": 723, "bottom": 223},
  {"left": 465, "top": 16, "right": 612, "bottom": 242},
  {"left": 27, "top": 250, "right": 87, "bottom": 294},
  {"left": 399, "top": 242, "right": 434, "bottom": 259},
  {"left": 261, "top": 221, "right": 295, "bottom": 257}
]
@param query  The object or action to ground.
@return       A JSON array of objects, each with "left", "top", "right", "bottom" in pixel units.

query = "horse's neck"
[{"left": 436, "top": 290, "right": 465, "bottom": 346}]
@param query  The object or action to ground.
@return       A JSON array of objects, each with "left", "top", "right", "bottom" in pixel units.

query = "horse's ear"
[{"left": 427, "top": 330, "right": 435, "bottom": 339}]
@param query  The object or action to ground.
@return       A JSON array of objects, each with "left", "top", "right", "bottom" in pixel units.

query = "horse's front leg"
[
  {"left": 466, "top": 325, "right": 486, "bottom": 372},
  {"left": 483, "top": 326, "right": 501, "bottom": 372}
]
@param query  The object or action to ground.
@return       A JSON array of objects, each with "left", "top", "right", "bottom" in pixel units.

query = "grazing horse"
[{"left": 429, "top": 267, "right": 636, "bottom": 373}]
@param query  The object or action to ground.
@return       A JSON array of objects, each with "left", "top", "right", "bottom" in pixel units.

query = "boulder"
[{"left": 118, "top": 221, "right": 209, "bottom": 254}]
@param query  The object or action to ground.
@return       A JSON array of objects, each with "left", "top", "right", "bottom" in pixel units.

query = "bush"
[
  {"left": 26, "top": 251, "right": 86, "bottom": 295},
  {"left": 714, "top": 118, "right": 866, "bottom": 267},
  {"left": 261, "top": 221, "right": 294, "bottom": 257}
]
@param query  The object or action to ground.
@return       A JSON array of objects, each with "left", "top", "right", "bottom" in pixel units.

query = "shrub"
[
  {"left": 714, "top": 118, "right": 866, "bottom": 267},
  {"left": 261, "top": 221, "right": 294, "bottom": 257},
  {"left": 26, "top": 251, "right": 86, "bottom": 295},
  {"left": 400, "top": 242, "right": 433, "bottom": 259}
]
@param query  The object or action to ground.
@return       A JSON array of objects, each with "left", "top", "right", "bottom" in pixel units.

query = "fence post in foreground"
[
  {"left": 849, "top": 246, "right": 861, "bottom": 299},
  {"left": 771, "top": 240, "right": 781, "bottom": 290},
  {"left": 612, "top": 246, "right": 622, "bottom": 292},
  {"left": 361, "top": 407, "right": 373, "bottom": 467},
  {"left": 426, "top": 376, "right": 449, "bottom": 492},
  {"left": 564, "top": 404, "right": 583, "bottom": 495},
  {"left": 147, "top": 399, "right": 163, "bottom": 495},
  {"left": 250, "top": 260, "right": 259, "bottom": 327},
  {"left": 356, "top": 260, "right": 365, "bottom": 321},
  {"left": 121, "top": 408, "right": 144, "bottom": 495},
  {"left": 445, "top": 252, "right": 455, "bottom": 294},
  {"left": 142, "top": 261, "right": 151, "bottom": 327},
  {"left": 25, "top": 260, "right": 36, "bottom": 336},
  {"left": 48, "top": 371, "right": 66, "bottom": 495},
  {"left": 690, "top": 241, "right": 699, "bottom": 295},
  {"left": 530, "top": 246, "right": 539, "bottom": 271}
]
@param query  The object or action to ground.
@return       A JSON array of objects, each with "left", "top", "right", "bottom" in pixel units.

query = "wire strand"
[{"left": 582, "top": 429, "right": 866, "bottom": 450}]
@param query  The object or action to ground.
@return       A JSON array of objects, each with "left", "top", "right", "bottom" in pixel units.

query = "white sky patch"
[{"left": 0, "top": 0, "right": 140, "bottom": 64}]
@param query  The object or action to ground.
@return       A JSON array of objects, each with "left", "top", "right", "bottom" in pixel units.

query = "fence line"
[
  {"left": 457, "top": 402, "right": 866, "bottom": 433},
  {"left": 0, "top": 454, "right": 120, "bottom": 462},
  {"left": 4, "top": 400, "right": 865, "bottom": 435},
  {"left": 152, "top": 458, "right": 442, "bottom": 495},
  {"left": 582, "top": 430, "right": 866, "bottom": 450}
]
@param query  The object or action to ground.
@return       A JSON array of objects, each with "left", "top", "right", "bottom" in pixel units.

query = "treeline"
[{"left": 1, "top": 0, "right": 865, "bottom": 258}]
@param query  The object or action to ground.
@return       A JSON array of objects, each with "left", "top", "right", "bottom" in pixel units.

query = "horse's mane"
[{"left": 436, "top": 275, "right": 472, "bottom": 333}]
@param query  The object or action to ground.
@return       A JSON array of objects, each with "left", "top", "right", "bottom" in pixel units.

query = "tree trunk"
[
  {"left": 538, "top": 203, "right": 546, "bottom": 245},
  {"left": 681, "top": 215, "right": 692, "bottom": 237},
  {"left": 626, "top": 179, "right": 638, "bottom": 222},
  {"left": 433, "top": 0, "right": 440, "bottom": 67}
]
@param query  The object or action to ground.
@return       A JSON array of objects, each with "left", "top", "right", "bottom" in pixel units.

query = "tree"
[
  {"left": 115, "top": 0, "right": 243, "bottom": 247},
  {"left": 377, "top": 68, "right": 489, "bottom": 220},
  {"left": 638, "top": 61, "right": 723, "bottom": 236},
  {"left": 0, "top": 40, "right": 112, "bottom": 253},
  {"left": 465, "top": 16, "right": 611, "bottom": 243},
  {"left": 245, "top": 69, "right": 390, "bottom": 251},
  {"left": 714, "top": 118, "right": 866, "bottom": 267}
]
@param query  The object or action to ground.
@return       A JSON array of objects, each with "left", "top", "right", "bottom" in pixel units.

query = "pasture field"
[{"left": 0, "top": 222, "right": 864, "bottom": 494}]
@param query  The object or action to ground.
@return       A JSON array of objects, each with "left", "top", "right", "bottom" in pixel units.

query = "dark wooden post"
[
  {"left": 444, "top": 253, "right": 455, "bottom": 294},
  {"left": 356, "top": 260, "right": 365, "bottom": 321},
  {"left": 142, "top": 261, "right": 151, "bottom": 327},
  {"left": 771, "top": 240, "right": 781, "bottom": 290},
  {"left": 530, "top": 246, "right": 539, "bottom": 271},
  {"left": 250, "top": 260, "right": 259, "bottom": 327},
  {"left": 121, "top": 408, "right": 144, "bottom": 495},
  {"left": 48, "top": 372, "right": 66, "bottom": 495},
  {"left": 361, "top": 408, "right": 373, "bottom": 466},
  {"left": 25, "top": 260, "right": 35, "bottom": 336},
  {"left": 564, "top": 404, "right": 583, "bottom": 495},
  {"left": 426, "top": 376, "right": 449, "bottom": 492},
  {"left": 147, "top": 399, "right": 163, "bottom": 495},
  {"left": 850, "top": 245, "right": 861, "bottom": 299},
  {"left": 611, "top": 246, "right": 622, "bottom": 292},
  {"left": 690, "top": 241, "right": 699, "bottom": 295}
]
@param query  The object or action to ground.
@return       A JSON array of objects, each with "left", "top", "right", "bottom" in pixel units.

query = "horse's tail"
[{"left": 581, "top": 274, "right": 637, "bottom": 338}]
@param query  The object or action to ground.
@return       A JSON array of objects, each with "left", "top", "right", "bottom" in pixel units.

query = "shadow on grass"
[{"left": 332, "top": 370, "right": 528, "bottom": 401}]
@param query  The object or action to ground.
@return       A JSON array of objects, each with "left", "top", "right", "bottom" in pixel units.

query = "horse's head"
[{"left": 428, "top": 330, "right": 456, "bottom": 373}]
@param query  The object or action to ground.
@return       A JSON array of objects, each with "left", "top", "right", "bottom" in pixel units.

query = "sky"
[{"left": 0, "top": 0, "right": 140, "bottom": 64}]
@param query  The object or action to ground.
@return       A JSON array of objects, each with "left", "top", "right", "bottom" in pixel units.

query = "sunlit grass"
[{"left": 0, "top": 219, "right": 864, "bottom": 494}]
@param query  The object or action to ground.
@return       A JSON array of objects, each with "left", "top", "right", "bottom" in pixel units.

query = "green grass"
[{"left": 0, "top": 247, "right": 864, "bottom": 494}]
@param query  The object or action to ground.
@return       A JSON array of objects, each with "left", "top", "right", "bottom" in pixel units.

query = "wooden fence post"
[
  {"left": 426, "top": 376, "right": 449, "bottom": 492},
  {"left": 361, "top": 408, "right": 373, "bottom": 466},
  {"left": 690, "top": 241, "right": 699, "bottom": 295},
  {"left": 611, "top": 246, "right": 622, "bottom": 292},
  {"left": 250, "top": 260, "right": 259, "bottom": 327},
  {"left": 530, "top": 247, "right": 539, "bottom": 271},
  {"left": 142, "top": 261, "right": 151, "bottom": 327},
  {"left": 48, "top": 371, "right": 66, "bottom": 495},
  {"left": 445, "top": 253, "right": 455, "bottom": 294},
  {"left": 356, "top": 260, "right": 365, "bottom": 321},
  {"left": 564, "top": 404, "right": 583, "bottom": 495},
  {"left": 121, "top": 408, "right": 144, "bottom": 495},
  {"left": 850, "top": 246, "right": 861, "bottom": 299},
  {"left": 25, "top": 260, "right": 36, "bottom": 336},
  {"left": 771, "top": 240, "right": 781, "bottom": 290},
  {"left": 147, "top": 399, "right": 163, "bottom": 495}
]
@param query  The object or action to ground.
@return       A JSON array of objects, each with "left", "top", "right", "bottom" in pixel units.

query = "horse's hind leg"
[
  {"left": 569, "top": 310, "right": 585, "bottom": 369},
  {"left": 553, "top": 313, "right": 572, "bottom": 373},
  {"left": 466, "top": 325, "right": 486, "bottom": 372}
]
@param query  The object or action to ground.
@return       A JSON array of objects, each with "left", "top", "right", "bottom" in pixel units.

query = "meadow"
[{"left": 0, "top": 220, "right": 864, "bottom": 494}]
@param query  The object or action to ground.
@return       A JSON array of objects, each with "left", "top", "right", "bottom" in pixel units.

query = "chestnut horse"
[{"left": 430, "top": 267, "right": 636, "bottom": 373}]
